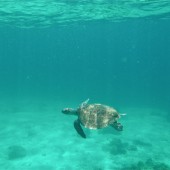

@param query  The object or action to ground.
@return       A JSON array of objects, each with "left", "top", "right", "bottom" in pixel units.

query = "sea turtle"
[{"left": 62, "top": 99, "right": 124, "bottom": 138}]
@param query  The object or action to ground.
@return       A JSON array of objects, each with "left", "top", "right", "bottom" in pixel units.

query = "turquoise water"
[{"left": 0, "top": 1, "right": 170, "bottom": 170}]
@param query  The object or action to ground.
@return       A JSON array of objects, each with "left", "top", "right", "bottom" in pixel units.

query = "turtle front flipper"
[
  {"left": 80, "top": 98, "right": 89, "bottom": 109},
  {"left": 74, "top": 119, "right": 86, "bottom": 138}
]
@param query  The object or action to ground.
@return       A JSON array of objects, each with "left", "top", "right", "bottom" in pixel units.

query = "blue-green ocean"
[{"left": 0, "top": 1, "right": 170, "bottom": 170}]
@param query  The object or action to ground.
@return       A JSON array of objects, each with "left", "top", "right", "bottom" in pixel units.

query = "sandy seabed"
[{"left": 0, "top": 99, "right": 170, "bottom": 170}]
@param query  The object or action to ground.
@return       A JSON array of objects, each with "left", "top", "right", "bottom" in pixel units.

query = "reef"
[
  {"left": 103, "top": 139, "right": 137, "bottom": 155},
  {"left": 7, "top": 145, "right": 27, "bottom": 160},
  {"left": 120, "top": 158, "right": 170, "bottom": 170}
]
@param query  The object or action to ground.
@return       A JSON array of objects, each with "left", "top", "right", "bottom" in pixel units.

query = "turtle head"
[{"left": 62, "top": 108, "right": 77, "bottom": 116}]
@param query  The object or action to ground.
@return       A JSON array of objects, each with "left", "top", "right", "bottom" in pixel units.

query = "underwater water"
[{"left": 0, "top": 1, "right": 170, "bottom": 170}]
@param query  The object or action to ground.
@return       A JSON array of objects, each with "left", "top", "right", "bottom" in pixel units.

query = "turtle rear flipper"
[
  {"left": 111, "top": 122, "right": 123, "bottom": 131},
  {"left": 74, "top": 119, "right": 86, "bottom": 138}
]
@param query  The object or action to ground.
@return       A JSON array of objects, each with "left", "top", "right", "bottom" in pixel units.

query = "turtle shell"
[{"left": 77, "top": 104, "right": 120, "bottom": 129}]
